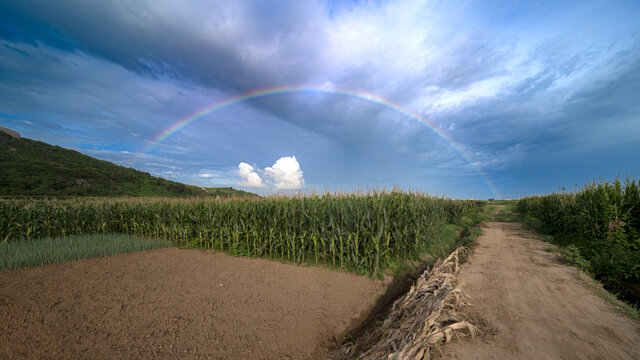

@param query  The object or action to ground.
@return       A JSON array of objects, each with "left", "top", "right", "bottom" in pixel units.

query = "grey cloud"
[
  {"left": 427, "top": 37, "right": 514, "bottom": 90},
  {"left": 0, "top": 0, "right": 328, "bottom": 93}
]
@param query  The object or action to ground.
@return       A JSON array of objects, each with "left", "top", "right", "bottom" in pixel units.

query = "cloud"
[
  {"left": 236, "top": 157, "right": 305, "bottom": 190},
  {"left": 237, "top": 162, "right": 265, "bottom": 188},
  {"left": 199, "top": 173, "right": 217, "bottom": 178},
  {"left": 1, "top": 0, "right": 640, "bottom": 198},
  {"left": 0, "top": 0, "right": 328, "bottom": 94},
  {"left": 264, "top": 156, "right": 305, "bottom": 190}
]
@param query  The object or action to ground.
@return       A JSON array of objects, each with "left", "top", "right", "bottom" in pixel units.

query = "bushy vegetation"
[
  {"left": 516, "top": 177, "right": 640, "bottom": 303},
  {"left": 0, "top": 131, "right": 256, "bottom": 198},
  {"left": 0, "top": 233, "right": 172, "bottom": 271},
  {"left": 1, "top": 193, "right": 484, "bottom": 276}
]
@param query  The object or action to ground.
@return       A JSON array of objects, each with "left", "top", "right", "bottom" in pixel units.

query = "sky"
[{"left": 1, "top": 0, "right": 639, "bottom": 199}]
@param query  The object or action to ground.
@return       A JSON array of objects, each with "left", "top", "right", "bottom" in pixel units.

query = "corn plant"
[{"left": 0, "top": 191, "right": 484, "bottom": 276}]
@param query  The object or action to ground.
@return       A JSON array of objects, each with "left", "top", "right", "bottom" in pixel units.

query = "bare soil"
[
  {"left": 447, "top": 222, "right": 640, "bottom": 360},
  {"left": 0, "top": 248, "right": 388, "bottom": 359}
]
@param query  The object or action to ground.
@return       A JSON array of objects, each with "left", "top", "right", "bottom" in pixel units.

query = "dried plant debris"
[{"left": 338, "top": 247, "right": 479, "bottom": 360}]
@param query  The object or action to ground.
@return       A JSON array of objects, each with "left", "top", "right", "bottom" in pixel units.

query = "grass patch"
[
  {"left": 0, "top": 234, "right": 172, "bottom": 271},
  {"left": 384, "top": 224, "right": 460, "bottom": 280},
  {"left": 386, "top": 213, "right": 485, "bottom": 280},
  {"left": 575, "top": 270, "right": 640, "bottom": 324},
  {"left": 544, "top": 247, "right": 557, "bottom": 253},
  {"left": 489, "top": 199, "right": 519, "bottom": 205},
  {"left": 493, "top": 212, "right": 519, "bottom": 222},
  {"left": 491, "top": 203, "right": 520, "bottom": 222},
  {"left": 477, "top": 204, "right": 498, "bottom": 222},
  {"left": 561, "top": 244, "right": 593, "bottom": 274}
]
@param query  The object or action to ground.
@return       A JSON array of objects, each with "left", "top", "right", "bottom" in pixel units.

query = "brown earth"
[
  {"left": 447, "top": 221, "right": 640, "bottom": 360},
  {"left": 0, "top": 248, "right": 388, "bottom": 359}
]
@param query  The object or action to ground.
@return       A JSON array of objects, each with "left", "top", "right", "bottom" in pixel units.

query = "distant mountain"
[{"left": 0, "top": 130, "right": 257, "bottom": 198}]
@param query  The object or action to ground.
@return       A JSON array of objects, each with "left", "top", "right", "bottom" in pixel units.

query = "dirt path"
[
  {"left": 0, "top": 248, "right": 387, "bottom": 359},
  {"left": 447, "top": 222, "right": 640, "bottom": 360}
]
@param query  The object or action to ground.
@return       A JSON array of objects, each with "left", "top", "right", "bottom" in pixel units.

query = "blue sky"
[{"left": 1, "top": 0, "right": 639, "bottom": 199}]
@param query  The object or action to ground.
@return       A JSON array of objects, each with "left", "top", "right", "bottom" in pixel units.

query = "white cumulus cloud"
[
  {"left": 237, "top": 162, "right": 265, "bottom": 188},
  {"left": 264, "top": 156, "right": 305, "bottom": 190}
]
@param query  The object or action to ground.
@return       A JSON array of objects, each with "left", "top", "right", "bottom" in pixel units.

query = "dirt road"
[
  {"left": 447, "top": 222, "right": 640, "bottom": 360},
  {"left": 0, "top": 248, "right": 387, "bottom": 359}
]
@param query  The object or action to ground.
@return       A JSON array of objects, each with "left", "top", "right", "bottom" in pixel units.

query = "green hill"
[{"left": 0, "top": 131, "right": 257, "bottom": 198}]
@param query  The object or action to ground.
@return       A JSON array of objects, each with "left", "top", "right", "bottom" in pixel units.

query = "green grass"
[
  {"left": 475, "top": 203, "right": 498, "bottom": 222},
  {"left": 0, "top": 234, "right": 172, "bottom": 271},
  {"left": 383, "top": 211, "right": 484, "bottom": 282},
  {"left": 385, "top": 224, "right": 461, "bottom": 279},
  {"left": 489, "top": 199, "right": 519, "bottom": 205},
  {"left": 491, "top": 203, "right": 520, "bottom": 222},
  {"left": 575, "top": 269, "right": 640, "bottom": 323}
]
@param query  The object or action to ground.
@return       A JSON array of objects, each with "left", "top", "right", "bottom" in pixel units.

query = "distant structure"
[{"left": 0, "top": 126, "right": 21, "bottom": 138}]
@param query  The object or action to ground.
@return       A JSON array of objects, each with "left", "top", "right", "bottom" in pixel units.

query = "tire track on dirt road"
[{"left": 447, "top": 221, "right": 640, "bottom": 360}]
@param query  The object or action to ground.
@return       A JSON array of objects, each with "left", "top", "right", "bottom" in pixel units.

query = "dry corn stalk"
[{"left": 339, "top": 247, "right": 479, "bottom": 360}]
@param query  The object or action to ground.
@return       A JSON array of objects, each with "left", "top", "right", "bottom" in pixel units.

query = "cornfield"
[
  {"left": 0, "top": 192, "right": 484, "bottom": 276},
  {"left": 516, "top": 177, "right": 640, "bottom": 302}
]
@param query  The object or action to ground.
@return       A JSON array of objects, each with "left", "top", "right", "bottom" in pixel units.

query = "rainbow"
[{"left": 141, "top": 86, "right": 499, "bottom": 198}]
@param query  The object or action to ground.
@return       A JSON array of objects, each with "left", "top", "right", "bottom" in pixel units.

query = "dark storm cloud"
[{"left": 0, "top": 0, "right": 328, "bottom": 92}]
